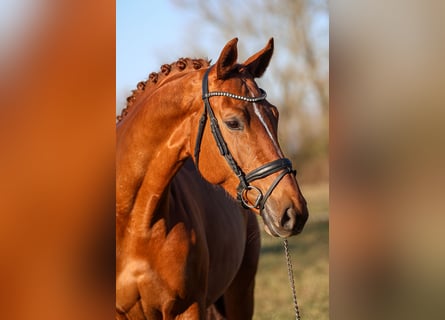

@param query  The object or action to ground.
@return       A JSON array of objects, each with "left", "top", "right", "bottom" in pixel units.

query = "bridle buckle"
[{"left": 241, "top": 185, "right": 263, "bottom": 209}]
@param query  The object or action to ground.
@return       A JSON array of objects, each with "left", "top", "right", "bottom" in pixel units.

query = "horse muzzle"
[{"left": 261, "top": 203, "right": 308, "bottom": 238}]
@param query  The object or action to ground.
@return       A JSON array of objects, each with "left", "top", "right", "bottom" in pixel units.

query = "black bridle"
[{"left": 194, "top": 66, "right": 296, "bottom": 210}]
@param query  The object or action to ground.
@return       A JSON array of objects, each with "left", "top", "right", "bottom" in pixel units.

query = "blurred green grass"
[{"left": 254, "top": 183, "right": 329, "bottom": 319}]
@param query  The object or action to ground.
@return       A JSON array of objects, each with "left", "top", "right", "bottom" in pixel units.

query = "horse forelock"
[{"left": 117, "top": 58, "right": 211, "bottom": 123}]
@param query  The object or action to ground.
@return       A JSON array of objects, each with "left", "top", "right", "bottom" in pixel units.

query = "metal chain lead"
[{"left": 283, "top": 239, "right": 301, "bottom": 320}]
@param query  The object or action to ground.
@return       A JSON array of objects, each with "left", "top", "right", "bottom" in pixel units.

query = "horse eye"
[{"left": 224, "top": 119, "right": 242, "bottom": 130}]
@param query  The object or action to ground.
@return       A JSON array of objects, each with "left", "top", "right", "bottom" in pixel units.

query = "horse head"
[{"left": 194, "top": 38, "right": 308, "bottom": 238}]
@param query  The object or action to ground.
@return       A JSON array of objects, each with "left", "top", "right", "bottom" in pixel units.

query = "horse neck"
[{"left": 116, "top": 71, "right": 201, "bottom": 235}]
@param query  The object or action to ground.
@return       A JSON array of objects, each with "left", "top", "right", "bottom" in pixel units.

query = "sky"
[
  {"left": 117, "top": 1, "right": 172, "bottom": 110},
  {"left": 116, "top": 0, "right": 218, "bottom": 112},
  {"left": 116, "top": 0, "right": 329, "bottom": 114}
]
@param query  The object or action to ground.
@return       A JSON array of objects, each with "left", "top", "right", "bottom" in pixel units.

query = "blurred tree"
[{"left": 172, "top": 0, "right": 328, "bottom": 182}]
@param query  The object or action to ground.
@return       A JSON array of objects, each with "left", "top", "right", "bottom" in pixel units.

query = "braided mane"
[{"left": 117, "top": 58, "right": 211, "bottom": 123}]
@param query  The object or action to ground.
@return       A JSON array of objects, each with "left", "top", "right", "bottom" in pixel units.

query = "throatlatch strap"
[{"left": 194, "top": 111, "right": 207, "bottom": 168}]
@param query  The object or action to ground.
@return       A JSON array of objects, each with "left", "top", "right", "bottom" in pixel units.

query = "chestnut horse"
[{"left": 116, "top": 38, "right": 308, "bottom": 319}]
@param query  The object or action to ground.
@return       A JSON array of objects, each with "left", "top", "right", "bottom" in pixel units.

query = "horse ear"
[
  {"left": 243, "top": 38, "right": 274, "bottom": 78},
  {"left": 215, "top": 38, "right": 239, "bottom": 79}
]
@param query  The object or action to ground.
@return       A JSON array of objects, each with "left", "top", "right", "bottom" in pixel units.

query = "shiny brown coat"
[{"left": 116, "top": 38, "right": 308, "bottom": 319}]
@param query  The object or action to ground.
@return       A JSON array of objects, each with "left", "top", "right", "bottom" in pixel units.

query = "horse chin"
[
  {"left": 261, "top": 210, "right": 293, "bottom": 238},
  {"left": 263, "top": 223, "right": 279, "bottom": 237}
]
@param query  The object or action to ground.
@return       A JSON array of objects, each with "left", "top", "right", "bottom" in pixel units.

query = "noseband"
[{"left": 194, "top": 66, "right": 296, "bottom": 210}]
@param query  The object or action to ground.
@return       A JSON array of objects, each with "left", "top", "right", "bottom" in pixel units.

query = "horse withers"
[{"left": 116, "top": 38, "right": 308, "bottom": 319}]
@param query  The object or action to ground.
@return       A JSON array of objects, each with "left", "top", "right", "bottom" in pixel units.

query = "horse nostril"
[{"left": 281, "top": 207, "right": 297, "bottom": 230}]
